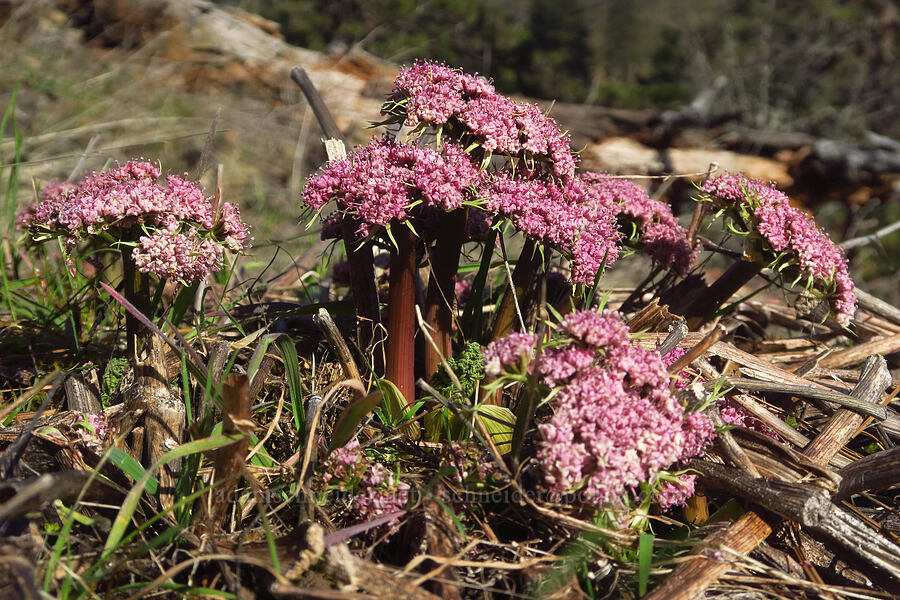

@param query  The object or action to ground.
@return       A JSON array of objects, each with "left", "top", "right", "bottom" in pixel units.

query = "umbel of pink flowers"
[
  {"left": 378, "top": 60, "right": 695, "bottom": 281},
  {"left": 19, "top": 161, "right": 250, "bottom": 282},
  {"left": 302, "top": 60, "right": 697, "bottom": 407},
  {"left": 701, "top": 173, "right": 856, "bottom": 326},
  {"left": 485, "top": 309, "right": 715, "bottom": 509}
]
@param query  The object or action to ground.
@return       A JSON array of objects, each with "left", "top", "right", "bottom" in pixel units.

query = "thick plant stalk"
[
  {"left": 340, "top": 219, "right": 381, "bottom": 353},
  {"left": 677, "top": 258, "right": 763, "bottom": 330},
  {"left": 121, "top": 246, "right": 153, "bottom": 359},
  {"left": 386, "top": 224, "right": 418, "bottom": 407},
  {"left": 424, "top": 209, "right": 466, "bottom": 380},
  {"left": 490, "top": 238, "right": 542, "bottom": 342},
  {"left": 122, "top": 244, "right": 185, "bottom": 509}
]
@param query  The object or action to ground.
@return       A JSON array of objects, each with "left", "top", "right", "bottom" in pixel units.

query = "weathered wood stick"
[
  {"left": 656, "top": 320, "right": 688, "bottom": 357},
  {"left": 646, "top": 355, "right": 890, "bottom": 599},
  {"left": 718, "top": 377, "right": 886, "bottom": 419},
  {"left": 835, "top": 445, "right": 900, "bottom": 501},
  {"left": 313, "top": 307, "right": 361, "bottom": 384},
  {"left": 64, "top": 371, "right": 102, "bottom": 414},
  {"left": 855, "top": 288, "right": 900, "bottom": 328},
  {"left": 290, "top": 66, "right": 381, "bottom": 359},
  {"left": 695, "top": 460, "right": 900, "bottom": 586},
  {"left": 668, "top": 324, "right": 725, "bottom": 374},
  {"left": 818, "top": 331, "right": 900, "bottom": 369},
  {"left": 693, "top": 357, "right": 813, "bottom": 449},
  {"left": 803, "top": 356, "right": 891, "bottom": 462}
]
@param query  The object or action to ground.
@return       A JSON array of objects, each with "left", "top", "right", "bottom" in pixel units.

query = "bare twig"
[
  {"left": 313, "top": 307, "right": 361, "bottom": 384},
  {"left": 840, "top": 219, "right": 900, "bottom": 250},
  {"left": 718, "top": 377, "right": 886, "bottom": 419},
  {"left": 836, "top": 446, "right": 900, "bottom": 501},
  {"left": 668, "top": 324, "right": 725, "bottom": 374},
  {"left": 855, "top": 288, "right": 900, "bottom": 328}
]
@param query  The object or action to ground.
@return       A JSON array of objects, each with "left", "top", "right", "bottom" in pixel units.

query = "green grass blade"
[
  {"left": 246, "top": 333, "right": 306, "bottom": 434},
  {"left": 637, "top": 532, "right": 653, "bottom": 597},
  {"left": 103, "top": 433, "right": 242, "bottom": 560},
  {"left": 328, "top": 389, "right": 383, "bottom": 452},
  {"left": 106, "top": 448, "right": 159, "bottom": 495},
  {"left": 168, "top": 282, "right": 198, "bottom": 327}
]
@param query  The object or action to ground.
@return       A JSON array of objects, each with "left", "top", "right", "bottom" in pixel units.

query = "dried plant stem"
[
  {"left": 818, "top": 330, "right": 900, "bottom": 369},
  {"left": 313, "top": 307, "right": 361, "bottom": 383},
  {"left": 836, "top": 445, "right": 900, "bottom": 501},
  {"left": 647, "top": 355, "right": 890, "bottom": 599},
  {"left": 207, "top": 374, "right": 250, "bottom": 531},
  {"left": 718, "top": 377, "right": 886, "bottom": 419},
  {"left": 120, "top": 243, "right": 185, "bottom": 508},
  {"left": 386, "top": 224, "right": 418, "bottom": 406},
  {"left": 695, "top": 460, "right": 900, "bottom": 587},
  {"left": 855, "top": 288, "right": 900, "bottom": 327},
  {"left": 423, "top": 208, "right": 466, "bottom": 380},
  {"left": 668, "top": 324, "right": 725, "bottom": 373}
]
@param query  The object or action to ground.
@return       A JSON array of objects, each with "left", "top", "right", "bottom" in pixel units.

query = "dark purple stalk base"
[
  {"left": 340, "top": 217, "right": 381, "bottom": 357},
  {"left": 424, "top": 209, "right": 467, "bottom": 380},
  {"left": 679, "top": 258, "right": 764, "bottom": 330}
]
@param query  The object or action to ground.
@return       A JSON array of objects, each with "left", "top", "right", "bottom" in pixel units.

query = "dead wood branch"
[
  {"left": 646, "top": 355, "right": 890, "bottom": 599},
  {"left": 695, "top": 460, "right": 900, "bottom": 587}
]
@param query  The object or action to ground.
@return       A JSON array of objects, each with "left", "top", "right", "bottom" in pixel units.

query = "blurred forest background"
[
  {"left": 2, "top": 0, "right": 898, "bottom": 301},
  {"left": 217, "top": 0, "right": 899, "bottom": 139}
]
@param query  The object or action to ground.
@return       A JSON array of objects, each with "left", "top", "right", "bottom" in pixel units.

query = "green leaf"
[
  {"left": 168, "top": 281, "right": 200, "bottom": 326},
  {"left": 103, "top": 434, "right": 243, "bottom": 560},
  {"left": 637, "top": 532, "right": 653, "bottom": 596},
  {"left": 476, "top": 405, "right": 515, "bottom": 454},
  {"left": 328, "top": 389, "right": 384, "bottom": 453},
  {"left": 246, "top": 333, "right": 306, "bottom": 434},
  {"left": 378, "top": 377, "right": 409, "bottom": 424},
  {"left": 107, "top": 448, "right": 159, "bottom": 495}
]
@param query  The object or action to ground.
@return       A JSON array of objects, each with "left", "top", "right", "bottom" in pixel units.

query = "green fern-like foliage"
[
  {"left": 432, "top": 341, "right": 485, "bottom": 403},
  {"left": 101, "top": 357, "right": 129, "bottom": 407}
]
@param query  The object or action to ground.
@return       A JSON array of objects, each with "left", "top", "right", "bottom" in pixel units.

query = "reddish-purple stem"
[{"left": 386, "top": 224, "right": 418, "bottom": 406}]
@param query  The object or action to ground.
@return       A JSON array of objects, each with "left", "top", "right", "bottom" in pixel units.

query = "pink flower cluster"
[
  {"left": 386, "top": 60, "right": 576, "bottom": 178},
  {"left": 701, "top": 173, "right": 856, "bottom": 326},
  {"left": 19, "top": 161, "right": 250, "bottom": 283},
  {"left": 71, "top": 411, "right": 111, "bottom": 454},
  {"left": 486, "top": 309, "right": 715, "bottom": 507},
  {"left": 583, "top": 173, "right": 696, "bottom": 276},
  {"left": 484, "top": 173, "right": 621, "bottom": 284},
  {"left": 319, "top": 440, "right": 408, "bottom": 531},
  {"left": 302, "top": 136, "right": 480, "bottom": 238},
  {"left": 717, "top": 397, "right": 778, "bottom": 439},
  {"left": 483, "top": 332, "right": 538, "bottom": 377},
  {"left": 656, "top": 473, "right": 698, "bottom": 511},
  {"left": 132, "top": 230, "right": 224, "bottom": 282}
]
